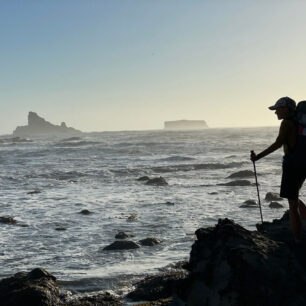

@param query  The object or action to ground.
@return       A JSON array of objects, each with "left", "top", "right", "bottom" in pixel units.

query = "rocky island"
[
  {"left": 13, "top": 112, "right": 82, "bottom": 136},
  {"left": 164, "top": 120, "right": 208, "bottom": 130}
]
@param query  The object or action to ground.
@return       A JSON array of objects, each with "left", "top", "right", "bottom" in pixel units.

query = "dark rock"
[
  {"left": 115, "top": 232, "right": 135, "bottom": 239},
  {"left": 239, "top": 199, "right": 257, "bottom": 208},
  {"left": 0, "top": 268, "right": 123, "bottom": 306},
  {"left": 137, "top": 176, "right": 150, "bottom": 181},
  {"left": 127, "top": 271, "right": 188, "bottom": 302},
  {"left": 64, "top": 292, "right": 123, "bottom": 306},
  {"left": 0, "top": 216, "right": 17, "bottom": 225},
  {"left": 55, "top": 227, "right": 67, "bottom": 231},
  {"left": 269, "top": 201, "right": 284, "bottom": 209},
  {"left": 227, "top": 170, "right": 254, "bottom": 179},
  {"left": 79, "top": 209, "right": 92, "bottom": 215},
  {"left": 220, "top": 179, "right": 252, "bottom": 186},
  {"left": 265, "top": 192, "right": 282, "bottom": 201},
  {"left": 103, "top": 240, "right": 140, "bottom": 250},
  {"left": 27, "top": 189, "right": 41, "bottom": 195},
  {"left": 13, "top": 112, "right": 82, "bottom": 136},
  {"left": 139, "top": 238, "right": 162, "bottom": 246},
  {"left": 146, "top": 177, "right": 168, "bottom": 186},
  {"left": 182, "top": 213, "right": 306, "bottom": 305},
  {"left": 0, "top": 268, "right": 60, "bottom": 306},
  {"left": 127, "top": 214, "right": 137, "bottom": 221},
  {"left": 165, "top": 201, "right": 174, "bottom": 205}
]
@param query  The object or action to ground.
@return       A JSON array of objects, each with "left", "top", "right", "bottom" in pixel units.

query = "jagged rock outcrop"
[
  {"left": 0, "top": 268, "right": 122, "bottom": 306},
  {"left": 181, "top": 212, "right": 306, "bottom": 306},
  {"left": 13, "top": 112, "right": 81, "bottom": 136}
]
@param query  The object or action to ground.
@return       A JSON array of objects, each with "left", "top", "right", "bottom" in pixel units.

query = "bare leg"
[
  {"left": 298, "top": 199, "right": 306, "bottom": 220},
  {"left": 288, "top": 199, "right": 302, "bottom": 243}
]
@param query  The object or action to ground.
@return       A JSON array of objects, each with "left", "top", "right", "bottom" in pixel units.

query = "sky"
[{"left": 1, "top": 1, "right": 306, "bottom": 134}]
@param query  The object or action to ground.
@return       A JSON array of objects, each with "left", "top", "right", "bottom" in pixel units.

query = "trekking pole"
[{"left": 251, "top": 150, "right": 264, "bottom": 224}]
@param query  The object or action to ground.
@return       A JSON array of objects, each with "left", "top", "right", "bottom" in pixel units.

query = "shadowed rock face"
[
  {"left": 0, "top": 268, "right": 123, "bottom": 306},
  {"left": 13, "top": 112, "right": 81, "bottom": 136},
  {"left": 182, "top": 213, "right": 306, "bottom": 306},
  {"left": 0, "top": 268, "right": 60, "bottom": 306}
]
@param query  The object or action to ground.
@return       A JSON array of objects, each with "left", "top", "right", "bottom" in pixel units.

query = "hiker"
[{"left": 251, "top": 97, "right": 306, "bottom": 244}]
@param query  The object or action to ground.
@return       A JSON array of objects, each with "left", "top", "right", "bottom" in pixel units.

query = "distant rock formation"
[
  {"left": 164, "top": 120, "right": 208, "bottom": 130},
  {"left": 13, "top": 112, "right": 82, "bottom": 136}
]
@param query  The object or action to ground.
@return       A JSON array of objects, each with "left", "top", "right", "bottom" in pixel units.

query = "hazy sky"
[{"left": 1, "top": 1, "right": 306, "bottom": 134}]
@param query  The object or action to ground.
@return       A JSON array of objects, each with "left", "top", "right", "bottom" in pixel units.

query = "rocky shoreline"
[{"left": 1, "top": 210, "right": 306, "bottom": 305}]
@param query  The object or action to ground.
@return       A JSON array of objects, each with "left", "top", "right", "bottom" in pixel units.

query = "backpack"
[{"left": 292, "top": 101, "right": 306, "bottom": 167}]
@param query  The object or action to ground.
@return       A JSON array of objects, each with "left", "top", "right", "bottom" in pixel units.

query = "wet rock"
[
  {"left": 65, "top": 292, "right": 122, "bottom": 306},
  {"left": 269, "top": 201, "right": 284, "bottom": 209},
  {"left": 139, "top": 238, "right": 162, "bottom": 246},
  {"left": 115, "top": 232, "right": 135, "bottom": 239},
  {"left": 137, "top": 176, "right": 150, "bottom": 181},
  {"left": 132, "top": 297, "right": 173, "bottom": 305},
  {"left": 220, "top": 180, "right": 252, "bottom": 186},
  {"left": 239, "top": 199, "right": 257, "bottom": 208},
  {"left": 79, "top": 209, "right": 92, "bottom": 215},
  {"left": 181, "top": 213, "right": 306, "bottom": 305},
  {"left": 127, "top": 214, "right": 137, "bottom": 221},
  {"left": 0, "top": 216, "right": 17, "bottom": 225},
  {"left": 0, "top": 268, "right": 60, "bottom": 306},
  {"left": 227, "top": 170, "right": 254, "bottom": 179},
  {"left": 146, "top": 177, "right": 168, "bottom": 186},
  {"left": 103, "top": 240, "right": 140, "bottom": 250},
  {"left": 27, "top": 189, "right": 41, "bottom": 195},
  {"left": 55, "top": 226, "right": 67, "bottom": 231},
  {"left": 265, "top": 192, "right": 282, "bottom": 201},
  {"left": 127, "top": 271, "right": 188, "bottom": 302},
  {"left": 0, "top": 268, "right": 123, "bottom": 306},
  {"left": 165, "top": 201, "right": 174, "bottom": 206}
]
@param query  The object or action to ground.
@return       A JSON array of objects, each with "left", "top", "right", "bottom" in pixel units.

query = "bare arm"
[{"left": 254, "top": 141, "right": 282, "bottom": 161}]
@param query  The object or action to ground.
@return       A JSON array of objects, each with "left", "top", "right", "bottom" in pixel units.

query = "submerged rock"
[
  {"left": 115, "top": 232, "right": 135, "bottom": 239},
  {"left": 55, "top": 226, "right": 67, "bottom": 231},
  {"left": 79, "top": 209, "right": 92, "bottom": 215},
  {"left": 269, "top": 201, "right": 284, "bottom": 209},
  {"left": 27, "top": 189, "right": 41, "bottom": 195},
  {"left": 127, "top": 214, "right": 137, "bottom": 221},
  {"left": 220, "top": 180, "right": 252, "bottom": 186},
  {"left": 0, "top": 216, "right": 17, "bottom": 225},
  {"left": 103, "top": 240, "right": 140, "bottom": 250},
  {"left": 165, "top": 201, "right": 175, "bottom": 206},
  {"left": 239, "top": 199, "right": 257, "bottom": 208},
  {"left": 139, "top": 238, "right": 162, "bottom": 246},
  {"left": 227, "top": 170, "right": 254, "bottom": 179},
  {"left": 265, "top": 192, "right": 282, "bottom": 201},
  {"left": 146, "top": 177, "right": 168, "bottom": 186},
  {"left": 137, "top": 176, "right": 150, "bottom": 181}
]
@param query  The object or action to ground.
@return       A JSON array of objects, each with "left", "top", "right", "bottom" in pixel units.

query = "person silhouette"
[{"left": 251, "top": 97, "right": 306, "bottom": 244}]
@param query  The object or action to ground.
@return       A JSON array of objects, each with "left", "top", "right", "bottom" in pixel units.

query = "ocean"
[{"left": 0, "top": 127, "right": 293, "bottom": 296}]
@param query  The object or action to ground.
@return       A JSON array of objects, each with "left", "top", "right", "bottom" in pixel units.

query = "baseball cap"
[{"left": 268, "top": 97, "right": 296, "bottom": 110}]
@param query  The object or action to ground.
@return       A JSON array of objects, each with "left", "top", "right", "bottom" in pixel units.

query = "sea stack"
[
  {"left": 13, "top": 112, "right": 82, "bottom": 136},
  {"left": 164, "top": 120, "right": 208, "bottom": 130}
]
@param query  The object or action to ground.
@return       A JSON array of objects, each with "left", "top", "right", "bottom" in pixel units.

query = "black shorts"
[{"left": 280, "top": 155, "right": 306, "bottom": 199}]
